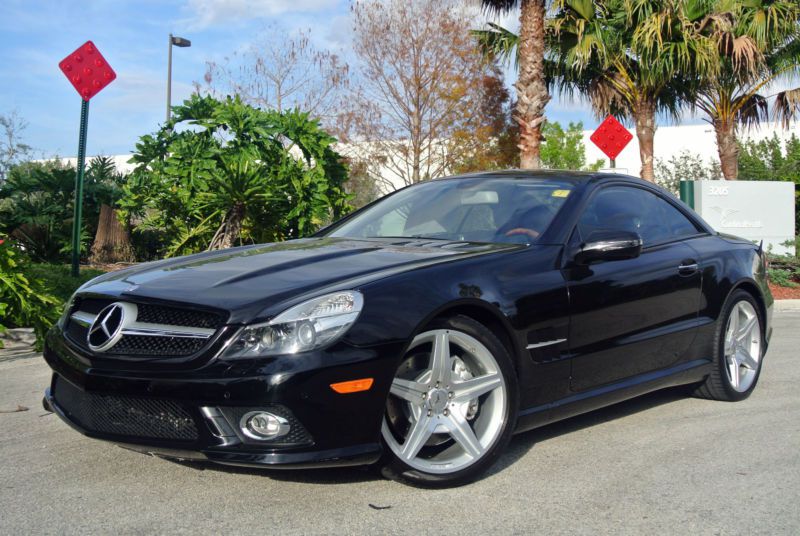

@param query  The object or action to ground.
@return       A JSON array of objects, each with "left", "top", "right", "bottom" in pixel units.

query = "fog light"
[{"left": 240, "top": 411, "right": 290, "bottom": 440}]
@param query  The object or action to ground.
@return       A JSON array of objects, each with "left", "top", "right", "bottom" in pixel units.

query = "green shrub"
[
  {"left": 0, "top": 157, "right": 125, "bottom": 264},
  {"left": 768, "top": 268, "right": 798, "bottom": 288},
  {"left": 21, "top": 264, "right": 105, "bottom": 303},
  {"left": 767, "top": 239, "right": 800, "bottom": 288},
  {"left": 0, "top": 302, "right": 7, "bottom": 349},
  {"left": 0, "top": 237, "right": 61, "bottom": 350}
]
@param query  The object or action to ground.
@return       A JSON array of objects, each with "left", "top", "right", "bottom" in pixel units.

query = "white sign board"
[{"left": 692, "top": 180, "right": 795, "bottom": 256}]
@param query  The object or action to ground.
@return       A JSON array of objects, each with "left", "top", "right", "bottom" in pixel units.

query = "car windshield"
[{"left": 326, "top": 178, "right": 575, "bottom": 244}]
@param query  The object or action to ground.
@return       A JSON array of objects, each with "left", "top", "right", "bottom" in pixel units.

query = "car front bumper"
[{"left": 42, "top": 327, "right": 405, "bottom": 469}]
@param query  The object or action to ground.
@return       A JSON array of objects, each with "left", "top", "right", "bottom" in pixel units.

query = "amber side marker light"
[{"left": 330, "top": 378, "right": 374, "bottom": 394}]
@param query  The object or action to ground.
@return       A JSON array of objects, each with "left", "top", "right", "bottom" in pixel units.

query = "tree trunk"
[
  {"left": 208, "top": 203, "right": 245, "bottom": 250},
  {"left": 633, "top": 98, "right": 657, "bottom": 182},
  {"left": 714, "top": 118, "right": 738, "bottom": 179},
  {"left": 515, "top": 0, "right": 550, "bottom": 169},
  {"left": 89, "top": 204, "right": 135, "bottom": 264}
]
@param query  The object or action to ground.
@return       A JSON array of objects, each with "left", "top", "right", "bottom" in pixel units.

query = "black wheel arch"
[
  {"left": 726, "top": 278, "right": 768, "bottom": 334},
  {"left": 404, "top": 298, "right": 524, "bottom": 375}
]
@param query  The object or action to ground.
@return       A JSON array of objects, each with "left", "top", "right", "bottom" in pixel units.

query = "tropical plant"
[
  {"left": 476, "top": 2, "right": 738, "bottom": 182},
  {"left": 20, "top": 263, "right": 105, "bottom": 303},
  {"left": 119, "top": 94, "right": 351, "bottom": 257},
  {"left": 480, "top": 0, "right": 550, "bottom": 169},
  {"left": 0, "top": 157, "right": 123, "bottom": 263},
  {"left": 0, "top": 236, "right": 61, "bottom": 350},
  {"left": 548, "top": 0, "right": 727, "bottom": 182},
  {"left": 640, "top": 0, "right": 800, "bottom": 179},
  {"left": 0, "top": 301, "right": 6, "bottom": 349}
]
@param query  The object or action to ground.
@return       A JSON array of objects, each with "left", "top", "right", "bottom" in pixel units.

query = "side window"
[
  {"left": 655, "top": 197, "right": 701, "bottom": 238},
  {"left": 578, "top": 186, "right": 699, "bottom": 246}
]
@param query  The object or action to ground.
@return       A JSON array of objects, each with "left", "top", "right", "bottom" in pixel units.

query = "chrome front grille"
[{"left": 65, "top": 297, "right": 226, "bottom": 358}]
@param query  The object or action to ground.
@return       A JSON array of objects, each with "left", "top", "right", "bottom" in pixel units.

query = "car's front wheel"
[{"left": 380, "top": 315, "right": 518, "bottom": 487}]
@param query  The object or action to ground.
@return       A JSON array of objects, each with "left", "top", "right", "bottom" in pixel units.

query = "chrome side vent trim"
[{"left": 526, "top": 338, "right": 567, "bottom": 350}]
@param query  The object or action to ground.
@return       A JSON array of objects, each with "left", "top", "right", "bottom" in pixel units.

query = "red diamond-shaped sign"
[
  {"left": 59, "top": 41, "right": 116, "bottom": 101},
  {"left": 590, "top": 115, "right": 633, "bottom": 160}
]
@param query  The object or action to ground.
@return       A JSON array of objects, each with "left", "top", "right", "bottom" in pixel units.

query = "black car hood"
[{"left": 79, "top": 237, "right": 518, "bottom": 323}]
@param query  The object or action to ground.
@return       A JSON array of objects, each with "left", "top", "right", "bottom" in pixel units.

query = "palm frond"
[
  {"left": 774, "top": 88, "right": 800, "bottom": 128},
  {"left": 479, "top": 0, "right": 520, "bottom": 16},
  {"left": 736, "top": 93, "right": 769, "bottom": 128},
  {"left": 765, "top": 36, "right": 800, "bottom": 74},
  {"left": 718, "top": 34, "right": 763, "bottom": 74},
  {"left": 471, "top": 23, "right": 520, "bottom": 68}
]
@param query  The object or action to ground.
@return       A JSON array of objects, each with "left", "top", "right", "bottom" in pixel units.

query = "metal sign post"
[
  {"left": 58, "top": 40, "right": 116, "bottom": 277},
  {"left": 70, "top": 100, "right": 90, "bottom": 277}
]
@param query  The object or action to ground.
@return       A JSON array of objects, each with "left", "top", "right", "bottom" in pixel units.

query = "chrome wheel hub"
[
  {"left": 382, "top": 329, "right": 506, "bottom": 474},
  {"left": 427, "top": 389, "right": 449, "bottom": 414},
  {"left": 724, "top": 301, "right": 761, "bottom": 392}
]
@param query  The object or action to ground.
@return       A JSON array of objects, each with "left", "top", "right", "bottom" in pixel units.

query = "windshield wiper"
[{"left": 365, "top": 235, "right": 451, "bottom": 240}]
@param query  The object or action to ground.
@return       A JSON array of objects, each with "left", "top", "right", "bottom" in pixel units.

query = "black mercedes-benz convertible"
[{"left": 43, "top": 170, "right": 772, "bottom": 487}]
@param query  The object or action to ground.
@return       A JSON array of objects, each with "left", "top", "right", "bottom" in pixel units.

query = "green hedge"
[
  {"left": 21, "top": 264, "right": 105, "bottom": 303},
  {"left": 1, "top": 237, "right": 106, "bottom": 350}
]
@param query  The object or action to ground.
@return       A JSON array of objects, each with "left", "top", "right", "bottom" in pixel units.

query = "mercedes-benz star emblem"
[{"left": 87, "top": 302, "right": 137, "bottom": 352}]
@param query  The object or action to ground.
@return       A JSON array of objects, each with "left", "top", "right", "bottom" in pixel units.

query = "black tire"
[
  {"left": 379, "top": 315, "right": 519, "bottom": 488},
  {"left": 693, "top": 289, "right": 765, "bottom": 402}
]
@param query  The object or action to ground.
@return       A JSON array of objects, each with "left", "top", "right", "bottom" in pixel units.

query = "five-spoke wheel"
[
  {"left": 380, "top": 316, "right": 517, "bottom": 487},
  {"left": 723, "top": 300, "right": 762, "bottom": 392},
  {"left": 695, "top": 289, "right": 764, "bottom": 401}
]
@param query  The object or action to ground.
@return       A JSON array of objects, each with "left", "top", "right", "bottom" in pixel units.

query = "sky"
[{"left": 0, "top": 0, "right": 604, "bottom": 159}]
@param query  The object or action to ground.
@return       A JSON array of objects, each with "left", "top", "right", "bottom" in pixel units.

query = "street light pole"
[
  {"left": 166, "top": 33, "right": 173, "bottom": 124},
  {"left": 166, "top": 33, "right": 191, "bottom": 123}
]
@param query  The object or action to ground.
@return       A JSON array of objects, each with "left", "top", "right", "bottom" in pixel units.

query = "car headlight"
[{"left": 221, "top": 291, "right": 364, "bottom": 359}]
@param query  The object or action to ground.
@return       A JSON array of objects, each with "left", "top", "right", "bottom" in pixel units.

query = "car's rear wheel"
[
  {"left": 380, "top": 315, "right": 518, "bottom": 487},
  {"left": 694, "top": 289, "right": 764, "bottom": 401}
]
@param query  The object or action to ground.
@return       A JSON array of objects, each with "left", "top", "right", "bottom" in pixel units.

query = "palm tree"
[
  {"left": 684, "top": 1, "right": 800, "bottom": 179},
  {"left": 480, "top": 0, "right": 550, "bottom": 169},
  {"left": 549, "top": 1, "right": 723, "bottom": 182},
  {"left": 475, "top": 1, "right": 714, "bottom": 182}
]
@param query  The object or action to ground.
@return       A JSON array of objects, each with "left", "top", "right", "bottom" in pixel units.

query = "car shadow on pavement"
[
  {"left": 161, "top": 386, "right": 690, "bottom": 485},
  {"left": 164, "top": 457, "right": 380, "bottom": 485}
]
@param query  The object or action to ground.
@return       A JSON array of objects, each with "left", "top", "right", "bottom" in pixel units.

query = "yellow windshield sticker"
[{"left": 552, "top": 189, "right": 570, "bottom": 198}]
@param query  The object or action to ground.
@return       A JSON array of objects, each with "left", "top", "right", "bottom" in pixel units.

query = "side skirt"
[{"left": 513, "top": 359, "right": 712, "bottom": 434}]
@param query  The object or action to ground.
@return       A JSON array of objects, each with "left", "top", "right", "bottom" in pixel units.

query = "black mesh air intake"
[
  {"left": 108, "top": 335, "right": 208, "bottom": 357},
  {"left": 53, "top": 375, "right": 198, "bottom": 441},
  {"left": 135, "top": 304, "right": 225, "bottom": 329}
]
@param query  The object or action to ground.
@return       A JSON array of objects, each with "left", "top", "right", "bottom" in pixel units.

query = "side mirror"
[{"left": 573, "top": 230, "right": 642, "bottom": 265}]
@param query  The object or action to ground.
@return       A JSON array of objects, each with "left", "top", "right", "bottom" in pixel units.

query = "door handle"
[{"left": 678, "top": 260, "right": 699, "bottom": 275}]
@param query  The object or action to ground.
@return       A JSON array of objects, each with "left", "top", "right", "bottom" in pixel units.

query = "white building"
[{"left": 584, "top": 121, "right": 800, "bottom": 176}]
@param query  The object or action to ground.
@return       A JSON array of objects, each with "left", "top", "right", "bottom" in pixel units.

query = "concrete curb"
[{"left": 775, "top": 299, "right": 800, "bottom": 312}]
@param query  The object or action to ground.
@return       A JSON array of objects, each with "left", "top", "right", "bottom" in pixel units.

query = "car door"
[{"left": 565, "top": 184, "right": 703, "bottom": 391}]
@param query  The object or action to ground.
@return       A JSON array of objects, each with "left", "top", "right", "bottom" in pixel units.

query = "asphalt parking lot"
[{"left": 1, "top": 310, "right": 798, "bottom": 535}]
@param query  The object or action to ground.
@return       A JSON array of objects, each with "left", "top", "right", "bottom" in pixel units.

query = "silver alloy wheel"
[
  {"left": 723, "top": 301, "right": 762, "bottom": 392},
  {"left": 381, "top": 329, "right": 507, "bottom": 474}
]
